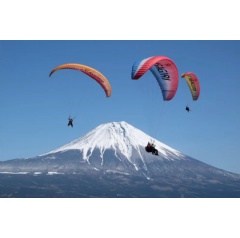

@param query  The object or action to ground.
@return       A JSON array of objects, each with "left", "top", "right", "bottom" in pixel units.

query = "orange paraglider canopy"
[{"left": 49, "top": 63, "right": 112, "bottom": 97}]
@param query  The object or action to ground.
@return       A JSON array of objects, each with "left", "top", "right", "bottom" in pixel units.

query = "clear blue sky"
[{"left": 1, "top": 40, "right": 240, "bottom": 174}]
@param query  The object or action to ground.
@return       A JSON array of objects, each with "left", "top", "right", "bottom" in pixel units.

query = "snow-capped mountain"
[
  {"left": 35, "top": 120, "right": 200, "bottom": 179},
  {"left": 42, "top": 121, "right": 185, "bottom": 165},
  {"left": 1, "top": 121, "right": 240, "bottom": 198}
]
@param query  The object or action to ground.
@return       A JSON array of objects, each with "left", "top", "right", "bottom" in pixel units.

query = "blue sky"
[{"left": 1, "top": 40, "right": 240, "bottom": 174}]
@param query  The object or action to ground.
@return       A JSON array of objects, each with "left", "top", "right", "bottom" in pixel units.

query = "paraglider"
[
  {"left": 49, "top": 63, "right": 112, "bottom": 129},
  {"left": 181, "top": 72, "right": 200, "bottom": 101},
  {"left": 145, "top": 141, "right": 159, "bottom": 156},
  {"left": 49, "top": 63, "right": 112, "bottom": 97},
  {"left": 131, "top": 56, "right": 179, "bottom": 101},
  {"left": 185, "top": 106, "right": 190, "bottom": 112},
  {"left": 68, "top": 117, "right": 73, "bottom": 127},
  {"left": 181, "top": 72, "right": 200, "bottom": 112}
]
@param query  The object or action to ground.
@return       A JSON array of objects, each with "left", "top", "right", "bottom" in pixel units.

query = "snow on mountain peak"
[{"left": 43, "top": 121, "right": 185, "bottom": 161}]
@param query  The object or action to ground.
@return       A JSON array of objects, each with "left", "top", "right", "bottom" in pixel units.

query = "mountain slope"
[
  {"left": 42, "top": 121, "right": 185, "bottom": 161},
  {"left": 1, "top": 121, "right": 240, "bottom": 198},
  {"left": 39, "top": 121, "right": 187, "bottom": 175}
]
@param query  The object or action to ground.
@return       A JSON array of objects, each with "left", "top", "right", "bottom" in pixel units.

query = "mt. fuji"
[
  {"left": 1, "top": 121, "right": 240, "bottom": 198},
  {"left": 41, "top": 121, "right": 186, "bottom": 173}
]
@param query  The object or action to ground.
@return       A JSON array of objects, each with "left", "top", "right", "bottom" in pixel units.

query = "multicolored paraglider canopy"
[
  {"left": 181, "top": 72, "right": 200, "bottom": 100},
  {"left": 131, "top": 56, "right": 179, "bottom": 101},
  {"left": 49, "top": 63, "right": 112, "bottom": 97}
]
